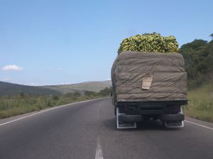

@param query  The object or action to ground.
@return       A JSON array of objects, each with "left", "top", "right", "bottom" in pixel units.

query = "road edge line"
[
  {"left": 0, "top": 98, "right": 107, "bottom": 127},
  {"left": 185, "top": 120, "right": 213, "bottom": 131}
]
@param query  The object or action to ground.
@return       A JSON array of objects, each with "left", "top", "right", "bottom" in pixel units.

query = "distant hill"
[
  {"left": 0, "top": 81, "right": 60, "bottom": 96},
  {"left": 43, "top": 80, "right": 112, "bottom": 94},
  {"left": 0, "top": 80, "right": 112, "bottom": 96}
]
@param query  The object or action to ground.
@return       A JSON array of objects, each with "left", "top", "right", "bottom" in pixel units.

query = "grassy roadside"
[
  {"left": 183, "top": 83, "right": 213, "bottom": 122},
  {"left": 1, "top": 84, "right": 212, "bottom": 122},
  {"left": 0, "top": 88, "right": 111, "bottom": 119}
]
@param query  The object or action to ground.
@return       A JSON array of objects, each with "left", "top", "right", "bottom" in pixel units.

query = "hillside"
[
  {"left": 0, "top": 80, "right": 112, "bottom": 96},
  {"left": 0, "top": 81, "right": 60, "bottom": 96},
  {"left": 43, "top": 80, "right": 112, "bottom": 94}
]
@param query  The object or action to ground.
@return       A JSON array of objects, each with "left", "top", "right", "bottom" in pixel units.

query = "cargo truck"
[{"left": 111, "top": 51, "right": 187, "bottom": 129}]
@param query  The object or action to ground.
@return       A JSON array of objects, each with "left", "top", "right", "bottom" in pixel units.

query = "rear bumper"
[
  {"left": 118, "top": 114, "right": 184, "bottom": 122},
  {"left": 117, "top": 100, "right": 187, "bottom": 115}
]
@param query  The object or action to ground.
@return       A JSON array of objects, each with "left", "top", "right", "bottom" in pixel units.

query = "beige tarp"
[{"left": 111, "top": 51, "right": 187, "bottom": 104}]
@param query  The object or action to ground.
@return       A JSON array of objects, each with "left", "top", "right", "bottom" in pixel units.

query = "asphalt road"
[{"left": 0, "top": 98, "right": 213, "bottom": 159}]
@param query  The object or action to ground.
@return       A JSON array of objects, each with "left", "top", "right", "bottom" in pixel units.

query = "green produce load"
[{"left": 118, "top": 32, "right": 179, "bottom": 54}]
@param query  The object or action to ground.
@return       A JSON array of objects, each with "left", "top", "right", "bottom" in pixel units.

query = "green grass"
[
  {"left": 2, "top": 84, "right": 212, "bottom": 123},
  {"left": 0, "top": 88, "right": 111, "bottom": 119},
  {"left": 183, "top": 83, "right": 213, "bottom": 122}
]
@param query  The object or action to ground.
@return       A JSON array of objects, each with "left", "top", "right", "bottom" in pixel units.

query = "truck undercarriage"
[{"left": 115, "top": 101, "right": 187, "bottom": 129}]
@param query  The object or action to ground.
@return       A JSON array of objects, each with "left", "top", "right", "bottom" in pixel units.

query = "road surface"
[{"left": 0, "top": 98, "right": 213, "bottom": 159}]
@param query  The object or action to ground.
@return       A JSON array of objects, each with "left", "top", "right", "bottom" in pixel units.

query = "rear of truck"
[{"left": 111, "top": 51, "right": 187, "bottom": 129}]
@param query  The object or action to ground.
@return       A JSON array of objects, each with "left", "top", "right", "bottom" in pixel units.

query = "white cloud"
[
  {"left": 2, "top": 65, "right": 23, "bottom": 71},
  {"left": 47, "top": 68, "right": 63, "bottom": 71},
  {"left": 55, "top": 68, "right": 63, "bottom": 71},
  {"left": 29, "top": 82, "right": 40, "bottom": 86}
]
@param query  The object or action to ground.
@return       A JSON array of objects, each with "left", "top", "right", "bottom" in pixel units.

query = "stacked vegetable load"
[{"left": 118, "top": 32, "right": 179, "bottom": 54}]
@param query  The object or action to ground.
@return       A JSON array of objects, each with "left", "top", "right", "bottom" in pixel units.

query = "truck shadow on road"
[{"left": 103, "top": 118, "right": 183, "bottom": 132}]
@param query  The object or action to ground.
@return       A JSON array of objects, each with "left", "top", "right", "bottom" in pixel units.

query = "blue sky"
[{"left": 0, "top": 0, "right": 212, "bottom": 85}]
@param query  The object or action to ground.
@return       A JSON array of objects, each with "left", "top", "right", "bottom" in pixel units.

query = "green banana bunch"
[{"left": 118, "top": 32, "right": 179, "bottom": 54}]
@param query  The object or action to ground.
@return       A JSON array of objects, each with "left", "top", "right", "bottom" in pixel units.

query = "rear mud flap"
[
  {"left": 116, "top": 107, "right": 137, "bottom": 129},
  {"left": 163, "top": 107, "right": 184, "bottom": 128},
  {"left": 164, "top": 121, "right": 184, "bottom": 128}
]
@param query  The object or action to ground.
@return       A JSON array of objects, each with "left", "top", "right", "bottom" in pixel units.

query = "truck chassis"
[{"left": 115, "top": 101, "right": 187, "bottom": 129}]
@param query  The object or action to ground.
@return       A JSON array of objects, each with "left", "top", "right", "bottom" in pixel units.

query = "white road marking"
[
  {"left": 0, "top": 98, "right": 104, "bottom": 127},
  {"left": 185, "top": 120, "right": 213, "bottom": 131},
  {"left": 95, "top": 137, "right": 103, "bottom": 159}
]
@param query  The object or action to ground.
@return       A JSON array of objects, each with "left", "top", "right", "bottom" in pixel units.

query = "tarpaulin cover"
[{"left": 111, "top": 51, "right": 187, "bottom": 105}]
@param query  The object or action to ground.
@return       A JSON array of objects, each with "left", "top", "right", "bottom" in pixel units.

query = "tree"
[
  {"left": 204, "top": 40, "right": 213, "bottom": 71},
  {"left": 179, "top": 40, "right": 209, "bottom": 79},
  {"left": 179, "top": 37, "right": 213, "bottom": 88},
  {"left": 99, "top": 87, "right": 112, "bottom": 96},
  {"left": 64, "top": 92, "right": 81, "bottom": 100},
  {"left": 84, "top": 91, "right": 96, "bottom": 97},
  {"left": 210, "top": 33, "right": 213, "bottom": 40}
]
